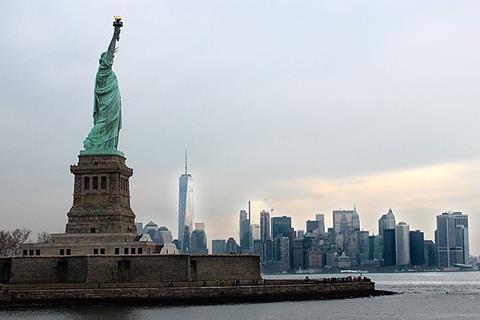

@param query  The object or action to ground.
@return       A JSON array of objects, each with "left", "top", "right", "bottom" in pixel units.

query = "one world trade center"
[{"left": 178, "top": 151, "right": 194, "bottom": 252}]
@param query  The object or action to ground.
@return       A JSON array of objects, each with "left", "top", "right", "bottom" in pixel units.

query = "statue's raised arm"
[
  {"left": 81, "top": 17, "right": 124, "bottom": 156},
  {"left": 108, "top": 16, "right": 123, "bottom": 54}
]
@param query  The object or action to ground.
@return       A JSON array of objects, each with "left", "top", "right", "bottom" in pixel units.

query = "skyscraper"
[
  {"left": 333, "top": 208, "right": 360, "bottom": 261},
  {"left": 357, "top": 230, "right": 370, "bottom": 262},
  {"left": 378, "top": 208, "right": 396, "bottom": 236},
  {"left": 306, "top": 220, "right": 320, "bottom": 234},
  {"left": 178, "top": 151, "right": 194, "bottom": 252},
  {"left": 239, "top": 209, "right": 251, "bottom": 252},
  {"left": 395, "top": 222, "right": 410, "bottom": 266},
  {"left": 271, "top": 216, "right": 292, "bottom": 239},
  {"left": 409, "top": 230, "right": 425, "bottom": 266},
  {"left": 383, "top": 229, "right": 396, "bottom": 266},
  {"left": 260, "top": 210, "right": 271, "bottom": 241},
  {"left": 424, "top": 240, "right": 436, "bottom": 267},
  {"left": 211, "top": 239, "right": 226, "bottom": 254},
  {"left": 273, "top": 236, "right": 290, "bottom": 271},
  {"left": 315, "top": 213, "right": 325, "bottom": 234},
  {"left": 226, "top": 237, "right": 240, "bottom": 254},
  {"left": 251, "top": 224, "right": 260, "bottom": 240},
  {"left": 436, "top": 211, "right": 470, "bottom": 267},
  {"left": 333, "top": 208, "right": 360, "bottom": 233},
  {"left": 190, "top": 228, "right": 208, "bottom": 254}
]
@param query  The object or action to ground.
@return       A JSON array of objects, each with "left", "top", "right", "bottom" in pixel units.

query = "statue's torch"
[{"left": 113, "top": 16, "right": 123, "bottom": 40}]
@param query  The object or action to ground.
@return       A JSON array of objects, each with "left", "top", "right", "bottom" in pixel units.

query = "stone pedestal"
[{"left": 65, "top": 154, "right": 136, "bottom": 234}]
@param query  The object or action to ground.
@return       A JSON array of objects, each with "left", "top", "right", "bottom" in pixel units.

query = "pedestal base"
[
  {"left": 79, "top": 149, "right": 125, "bottom": 157},
  {"left": 66, "top": 154, "right": 136, "bottom": 234}
]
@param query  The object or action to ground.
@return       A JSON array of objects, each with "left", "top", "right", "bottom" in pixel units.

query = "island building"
[{"left": 18, "top": 151, "right": 160, "bottom": 257}]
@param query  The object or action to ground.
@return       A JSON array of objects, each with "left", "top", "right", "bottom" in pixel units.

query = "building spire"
[{"left": 184, "top": 149, "right": 188, "bottom": 174}]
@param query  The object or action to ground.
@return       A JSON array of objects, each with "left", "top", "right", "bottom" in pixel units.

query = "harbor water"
[{"left": 1, "top": 271, "right": 479, "bottom": 319}]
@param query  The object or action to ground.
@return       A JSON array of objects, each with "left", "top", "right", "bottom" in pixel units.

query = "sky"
[{"left": 1, "top": 1, "right": 480, "bottom": 254}]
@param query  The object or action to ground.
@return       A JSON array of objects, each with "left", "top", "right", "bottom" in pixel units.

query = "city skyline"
[{"left": 1, "top": 1, "right": 480, "bottom": 255}]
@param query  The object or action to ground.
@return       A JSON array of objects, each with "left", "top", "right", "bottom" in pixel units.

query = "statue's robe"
[{"left": 83, "top": 51, "right": 122, "bottom": 151}]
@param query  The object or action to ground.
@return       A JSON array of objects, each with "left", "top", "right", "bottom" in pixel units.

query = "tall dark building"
[
  {"left": 253, "top": 239, "right": 264, "bottom": 260},
  {"left": 211, "top": 239, "right": 226, "bottom": 254},
  {"left": 264, "top": 239, "right": 273, "bottom": 262},
  {"left": 271, "top": 216, "right": 292, "bottom": 239},
  {"left": 357, "top": 230, "right": 370, "bottom": 262},
  {"left": 292, "top": 239, "right": 305, "bottom": 271},
  {"left": 225, "top": 237, "right": 240, "bottom": 254},
  {"left": 368, "top": 235, "right": 375, "bottom": 260},
  {"left": 436, "top": 212, "right": 470, "bottom": 267},
  {"left": 273, "top": 236, "right": 290, "bottom": 272},
  {"left": 306, "top": 220, "right": 320, "bottom": 234},
  {"left": 190, "top": 229, "right": 207, "bottom": 254},
  {"left": 239, "top": 209, "right": 251, "bottom": 252},
  {"left": 409, "top": 230, "right": 425, "bottom": 266},
  {"left": 424, "top": 240, "right": 436, "bottom": 267},
  {"left": 260, "top": 210, "right": 271, "bottom": 241},
  {"left": 383, "top": 229, "right": 396, "bottom": 266}
]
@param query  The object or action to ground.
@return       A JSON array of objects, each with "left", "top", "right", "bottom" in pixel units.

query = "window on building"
[
  {"left": 23, "top": 250, "right": 27, "bottom": 256},
  {"left": 29, "top": 250, "right": 34, "bottom": 256},
  {"left": 90, "top": 228, "right": 96, "bottom": 233},
  {"left": 94, "top": 248, "right": 98, "bottom": 254},
  {"left": 84, "top": 176, "right": 90, "bottom": 190},
  {"left": 60, "top": 249, "right": 65, "bottom": 255},
  {"left": 100, "top": 248, "right": 105, "bottom": 254},
  {"left": 138, "top": 248, "right": 143, "bottom": 254},
  {"left": 101, "top": 176, "right": 107, "bottom": 189},
  {"left": 131, "top": 248, "right": 136, "bottom": 254},
  {"left": 35, "top": 249, "right": 40, "bottom": 256},
  {"left": 93, "top": 176, "right": 98, "bottom": 189},
  {"left": 115, "top": 248, "right": 120, "bottom": 255},
  {"left": 124, "top": 248, "right": 129, "bottom": 254},
  {"left": 66, "top": 249, "right": 71, "bottom": 256}
]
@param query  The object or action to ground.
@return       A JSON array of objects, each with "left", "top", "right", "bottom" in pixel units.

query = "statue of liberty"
[{"left": 82, "top": 17, "right": 124, "bottom": 156}]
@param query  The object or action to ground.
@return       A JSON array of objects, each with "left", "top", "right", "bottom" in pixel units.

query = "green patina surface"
[{"left": 81, "top": 20, "right": 124, "bottom": 156}]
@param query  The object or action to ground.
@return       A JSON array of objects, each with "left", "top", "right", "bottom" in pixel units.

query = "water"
[{"left": 1, "top": 272, "right": 480, "bottom": 319}]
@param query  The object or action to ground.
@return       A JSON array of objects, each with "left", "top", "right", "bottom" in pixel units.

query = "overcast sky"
[{"left": 1, "top": 1, "right": 480, "bottom": 254}]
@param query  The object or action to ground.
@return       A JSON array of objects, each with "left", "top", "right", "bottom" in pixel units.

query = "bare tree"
[
  {"left": 37, "top": 232, "right": 51, "bottom": 244},
  {"left": 0, "top": 228, "right": 31, "bottom": 256}
]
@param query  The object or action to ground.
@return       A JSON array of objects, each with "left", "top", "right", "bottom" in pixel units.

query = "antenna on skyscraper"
[{"left": 184, "top": 149, "right": 188, "bottom": 174}]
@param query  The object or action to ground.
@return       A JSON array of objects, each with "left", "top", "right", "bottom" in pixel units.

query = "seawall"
[
  {"left": 0, "top": 280, "right": 377, "bottom": 306},
  {"left": 0, "top": 255, "right": 390, "bottom": 306}
]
